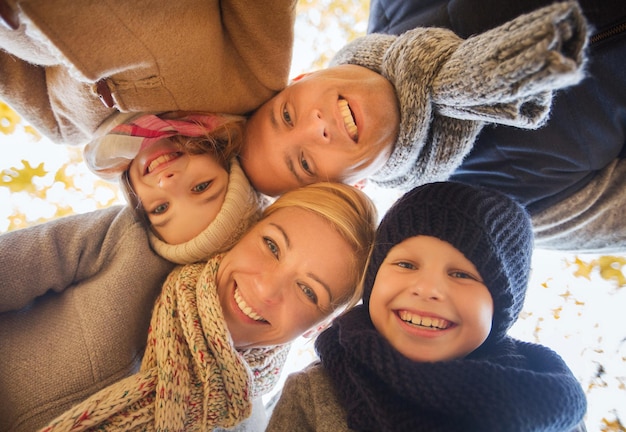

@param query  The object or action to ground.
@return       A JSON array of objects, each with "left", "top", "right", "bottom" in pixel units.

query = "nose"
[
  {"left": 304, "top": 109, "right": 330, "bottom": 144},
  {"left": 157, "top": 171, "right": 177, "bottom": 189},
  {"left": 410, "top": 273, "right": 446, "bottom": 300},
  {"left": 254, "top": 271, "right": 285, "bottom": 305}
]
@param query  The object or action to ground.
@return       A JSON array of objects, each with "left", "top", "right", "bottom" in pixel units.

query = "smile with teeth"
[
  {"left": 234, "top": 288, "right": 267, "bottom": 322},
  {"left": 399, "top": 311, "right": 451, "bottom": 330},
  {"left": 146, "top": 152, "right": 182, "bottom": 174},
  {"left": 338, "top": 98, "right": 358, "bottom": 141}
]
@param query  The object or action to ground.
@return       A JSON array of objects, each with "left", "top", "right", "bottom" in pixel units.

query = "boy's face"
[
  {"left": 369, "top": 235, "right": 494, "bottom": 362},
  {"left": 240, "top": 65, "right": 400, "bottom": 196},
  {"left": 128, "top": 138, "right": 229, "bottom": 244},
  {"left": 216, "top": 206, "right": 355, "bottom": 349}
]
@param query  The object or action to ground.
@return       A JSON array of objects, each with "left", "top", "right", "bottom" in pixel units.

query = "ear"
[
  {"left": 290, "top": 72, "right": 312, "bottom": 83},
  {"left": 302, "top": 319, "right": 332, "bottom": 339},
  {"left": 352, "top": 178, "right": 368, "bottom": 190}
]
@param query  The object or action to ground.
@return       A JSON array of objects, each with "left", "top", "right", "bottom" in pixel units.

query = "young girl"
[
  {"left": 84, "top": 111, "right": 263, "bottom": 264},
  {"left": 267, "top": 182, "right": 587, "bottom": 432},
  {"left": 39, "top": 182, "right": 377, "bottom": 431}
]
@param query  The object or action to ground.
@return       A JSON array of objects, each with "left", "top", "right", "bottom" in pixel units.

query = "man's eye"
[
  {"left": 151, "top": 202, "right": 169, "bottom": 215},
  {"left": 264, "top": 237, "right": 279, "bottom": 258},
  {"left": 282, "top": 107, "right": 293, "bottom": 126},
  {"left": 298, "top": 283, "right": 318, "bottom": 304},
  {"left": 192, "top": 181, "right": 211, "bottom": 193}
]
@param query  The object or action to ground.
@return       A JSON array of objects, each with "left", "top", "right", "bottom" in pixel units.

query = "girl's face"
[
  {"left": 216, "top": 207, "right": 355, "bottom": 349},
  {"left": 369, "top": 236, "right": 494, "bottom": 362},
  {"left": 128, "top": 138, "right": 229, "bottom": 244}
]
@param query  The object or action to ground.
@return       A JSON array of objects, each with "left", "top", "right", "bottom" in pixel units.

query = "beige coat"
[{"left": 0, "top": 0, "right": 296, "bottom": 145}]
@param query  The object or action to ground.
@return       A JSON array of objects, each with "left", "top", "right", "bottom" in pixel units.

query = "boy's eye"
[
  {"left": 282, "top": 106, "right": 293, "bottom": 126},
  {"left": 298, "top": 283, "right": 318, "bottom": 305},
  {"left": 151, "top": 202, "right": 169, "bottom": 215},
  {"left": 450, "top": 271, "right": 481, "bottom": 282},
  {"left": 264, "top": 237, "right": 279, "bottom": 258},
  {"left": 396, "top": 261, "right": 416, "bottom": 270},
  {"left": 192, "top": 181, "right": 211, "bottom": 193}
]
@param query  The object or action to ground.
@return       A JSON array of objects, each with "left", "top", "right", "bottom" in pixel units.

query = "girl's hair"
[
  {"left": 120, "top": 114, "right": 246, "bottom": 229},
  {"left": 263, "top": 182, "right": 377, "bottom": 313}
]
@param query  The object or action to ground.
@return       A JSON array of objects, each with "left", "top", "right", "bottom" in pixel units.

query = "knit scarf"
[
  {"left": 331, "top": 1, "right": 588, "bottom": 190},
  {"left": 41, "top": 255, "right": 288, "bottom": 432},
  {"left": 315, "top": 306, "right": 587, "bottom": 432},
  {"left": 84, "top": 112, "right": 243, "bottom": 180}
]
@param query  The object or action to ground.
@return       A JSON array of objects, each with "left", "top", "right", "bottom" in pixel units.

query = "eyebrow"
[
  {"left": 271, "top": 105, "right": 307, "bottom": 187},
  {"left": 151, "top": 184, "right": 225, "bottom": 229},
  {"left": 270, "top": 222, "right": 334, "bottom": 304}
]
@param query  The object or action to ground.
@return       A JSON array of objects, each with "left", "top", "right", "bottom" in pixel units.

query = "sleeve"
[
  {"left": 266, "top": 370, "right": 319, "bottom": 432},
  {"left": 532, "top": 158, "right": 626, "bottom": 253},
  {"left": 221, "top": 0, "right": 296, "bottom": 91},
  {"left": 0, "top": 206, "right": 137, "bottom": 312}
]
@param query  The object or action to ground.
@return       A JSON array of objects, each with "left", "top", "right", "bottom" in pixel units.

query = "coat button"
[
  {"left": 0, "top": 0, "right": 19, "bottom": 30},
  {"left": 95, "top": 79, "right": 115, "bottom": 108}
]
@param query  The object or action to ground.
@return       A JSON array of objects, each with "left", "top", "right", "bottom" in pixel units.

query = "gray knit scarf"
[{"left": 331, "top": 1, "right": 588, "bottom": 190}]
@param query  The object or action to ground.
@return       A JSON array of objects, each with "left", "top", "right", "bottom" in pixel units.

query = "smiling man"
[{"left": 240, "top": 64, "right": 399, "bottom": 196}]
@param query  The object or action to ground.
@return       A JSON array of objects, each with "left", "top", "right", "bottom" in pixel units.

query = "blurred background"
[{"left": 1, "top": 0, "right": 624, "bottom": 429}]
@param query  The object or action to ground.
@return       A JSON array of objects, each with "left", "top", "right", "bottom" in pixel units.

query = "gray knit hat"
[
  {"left": 331, "top": 1, "right": 587, "bottom": 190},
  {"left": 150, "top": 158, "right": 264, "bottom": 264},
  {"left": 364, "top": 182, "right": 533, "bottom": 344}
]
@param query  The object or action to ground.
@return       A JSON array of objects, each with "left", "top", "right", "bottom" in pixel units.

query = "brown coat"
[{"left": 0, "top": 0, "right": 296, "bottom": 145}]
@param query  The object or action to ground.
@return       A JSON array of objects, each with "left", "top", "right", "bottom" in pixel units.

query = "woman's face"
[
  {"left": 128, "top": 138, "right": 229, "bottom": 244},
  {"left": 216, "top": 206, "right": 355, "bottom": 348}
]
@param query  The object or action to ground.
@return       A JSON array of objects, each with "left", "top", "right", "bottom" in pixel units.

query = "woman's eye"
[
  {"left": 151, "top": 202, "right": 169, "bottom": 215},
  {"left": 300, "top": 155, "right": 312, "bottom": 175},
  {"left": 298, "top": 283, "right": 318, "bottom": 304},
  {"left": 263, "top": 237, "right": 279, "bottom": 258},
  {"left": 192, "top": 181, "right": 211, "bottom": 193},
  {"left": 282, "top": 106, "right": 293, "bottom": 126}
]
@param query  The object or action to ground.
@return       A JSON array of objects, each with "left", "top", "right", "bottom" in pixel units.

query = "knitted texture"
[
  {"left": 150, "top": 158, "right": 264, "bottom": 264},
  {"left": 40, "top": 255, "right": 288, "bottom": 432},
  {"left": 315, "top": 307, "right": 587, "bottom": 431},
  {"left": 364, "top": 181, "right": 533, "bottom": 345},
  {"left": 331, "top": 1, "right": 588, "bottom": 190}
]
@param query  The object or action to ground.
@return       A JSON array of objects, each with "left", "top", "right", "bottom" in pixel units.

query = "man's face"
[{"left": 240, "top": 65, "right": 400, "bottom": 196}]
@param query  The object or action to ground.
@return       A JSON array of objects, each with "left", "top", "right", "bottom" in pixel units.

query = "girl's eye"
[
  {"left": 151, "top": 202, "right": 169, "bottom": 215},
  {"left": 282, "top": 106, "right": 293, "bottom": 126},
  {"left": 396, "top": 261, "right": 416, "bottom": 270},
  {"left": 263, "top": 237, "right": 279, "bottom": 258},
  {"left": 192, "top": 181, "right": 211, "bottom": 193},
  {"left": 298, "top": 283, "right": 318, "bottom": 304}
]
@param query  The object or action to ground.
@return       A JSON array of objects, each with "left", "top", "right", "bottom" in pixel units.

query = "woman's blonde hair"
[
  {"left": 120, "top": 113, "right": 246, "bottom": 229},
  {"left": 262, "top": 182, "right": 377, "bottom": 313}
]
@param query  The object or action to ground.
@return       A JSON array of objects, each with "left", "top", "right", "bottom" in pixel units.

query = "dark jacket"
[{"left": 369, "top": 0, "right": 626, "bottom": 252}]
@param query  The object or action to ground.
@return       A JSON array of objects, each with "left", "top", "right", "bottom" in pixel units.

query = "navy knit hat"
[{"left": 364, "top": 181, "right": 533, "bottom": 344}]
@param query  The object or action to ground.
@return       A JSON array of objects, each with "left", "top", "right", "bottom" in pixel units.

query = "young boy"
[{"left": 267, "top": 181, "right": 587, "bottom": 431}]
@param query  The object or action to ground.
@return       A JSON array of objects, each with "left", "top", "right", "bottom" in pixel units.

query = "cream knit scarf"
[
  {"left": 331, "top": 1, "right": 588, "bottom": 190},
  {"left": 41, "top": 255, "right": 287, "bottom": 432}
]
